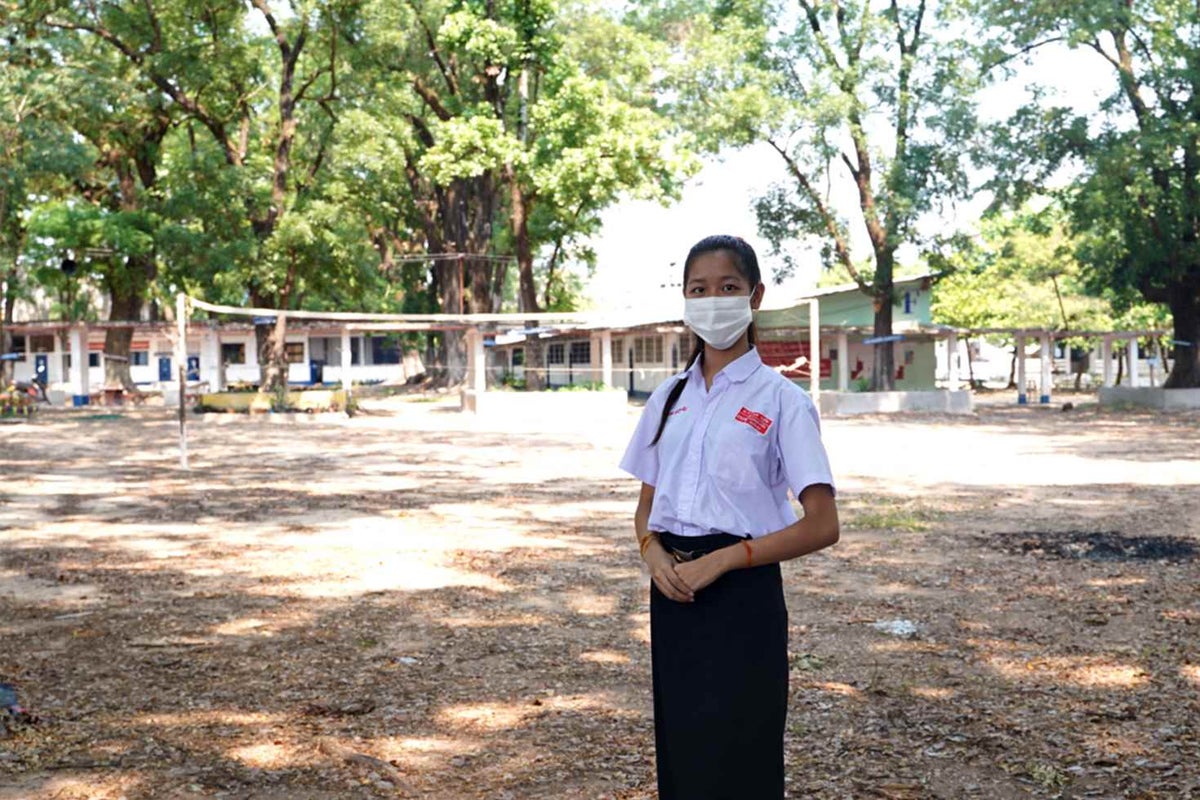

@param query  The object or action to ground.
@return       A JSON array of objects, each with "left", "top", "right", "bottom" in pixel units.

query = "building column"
[
  {"left": 1101, "top": 336, "right": 1113, "bottom": 387},
  {"left": 600, "top": 330, "right": 613, "bottom": 388},
  {"left": 68, "top": 324, "right": 89, "bottom": 406},
  {"left": 341, "top": 328, "right": 352, "bottom": 390},
  {"left": 1127, "top": 337, "right": 1140, "bottom": 388},
  {"left": 946, "top": 331, "right": 960, "bottom": 392},
  {"left": 1016, "top": 335, "right": 1027, "bottom": 404},
  {"left": 837, "top": 330, "right": 849, "bottom": 392},
  {"left": 1039, "top": 333, "right": 1052, "bottom": 404},
  {"left": 200, "top": 328, "right": 223, "bottom": 393},
  {"left": 467, "top": 329, "right": 485, "bottom": 395}
]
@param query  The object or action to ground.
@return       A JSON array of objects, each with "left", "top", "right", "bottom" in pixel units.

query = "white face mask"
[{"left": 684, "top": 295, "right": 753, "bottom": 350}]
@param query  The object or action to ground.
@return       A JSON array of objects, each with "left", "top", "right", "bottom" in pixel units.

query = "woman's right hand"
[{"left": 643, "top": 540, "right": 695, "bottom": 603}]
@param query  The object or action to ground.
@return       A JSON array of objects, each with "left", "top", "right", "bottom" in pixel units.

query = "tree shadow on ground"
[{"left": 2, "top": 413, "right": 1198, "bottom": 798}]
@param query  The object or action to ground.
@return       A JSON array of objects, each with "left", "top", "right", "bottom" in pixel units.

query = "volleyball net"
[{"left": 175, "top": 293, "right": 663, "bottom": 396}]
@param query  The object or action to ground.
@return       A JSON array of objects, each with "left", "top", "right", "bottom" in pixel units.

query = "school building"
[
  {"left": 488, "top": 274, "right": 954, "bottom": 399},
  {"left": 2, "top": 321, "right": 424, "bottom": 405}
]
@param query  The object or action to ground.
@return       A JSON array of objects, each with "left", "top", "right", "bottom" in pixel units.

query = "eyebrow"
[{"left": 686, "top": 273, "right": 746, "bottom": 284}]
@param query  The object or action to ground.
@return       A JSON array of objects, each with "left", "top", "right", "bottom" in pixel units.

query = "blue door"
[
  {"left": 35, "top": 354, "right": 48, "bottom": 382},
  {"left": 158, "top": 357, "right": 172, "bottom": 382},
  {"left": 186, "top": 356, "right": 200, "bottom": 381}
]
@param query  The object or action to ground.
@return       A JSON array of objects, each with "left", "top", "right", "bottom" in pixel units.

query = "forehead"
[{"left": 686, "top": 250, "right": 745, "bottom": 282}]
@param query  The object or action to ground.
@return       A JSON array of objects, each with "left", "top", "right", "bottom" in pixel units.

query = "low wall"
[
  {"left": 1098, "top": 387, "right": 1200, "bottom": 410},
  {"left": 199, "top": 389, "right": 349, "bottom": 413},
  {"left": 818, "top": 390, "right": 973, "bottom": 416},
  {"left": 462, "top": 388, "right": 629, "bottom": 421}
]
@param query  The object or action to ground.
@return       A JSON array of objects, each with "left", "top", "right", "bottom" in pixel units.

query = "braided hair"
[{"left": 649, "top": 235, "right": 761, "bottom": 445}]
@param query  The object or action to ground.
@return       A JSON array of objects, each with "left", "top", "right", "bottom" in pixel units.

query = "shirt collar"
[{"left": 681, "top": 346, "right": 763, "bottom": 385}]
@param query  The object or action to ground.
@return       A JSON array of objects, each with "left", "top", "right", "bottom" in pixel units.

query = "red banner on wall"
[{"left": 756, "top": 340, "right": 832, "bottom": 378}]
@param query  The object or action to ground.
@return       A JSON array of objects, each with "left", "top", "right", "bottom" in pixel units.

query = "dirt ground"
[{"left": 1, "top": 394, "right": 1198, "bottom": 799}]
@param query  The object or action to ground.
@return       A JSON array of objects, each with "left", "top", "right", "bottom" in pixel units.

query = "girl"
[{"left": 619, "top": 235, "right": 839, "bottom": 799}]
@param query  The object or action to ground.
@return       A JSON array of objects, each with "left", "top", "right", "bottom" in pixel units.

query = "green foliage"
[
  {"left": 930, "top": 203, "right": 1165, "bottom": 341},
  {"left": 975, "top": 0, "right": 1200, "bottom": 385}
]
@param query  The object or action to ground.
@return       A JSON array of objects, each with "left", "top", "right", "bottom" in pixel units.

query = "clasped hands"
[{"left": 641, "top": 536, "right": 735, "bottom": 603}]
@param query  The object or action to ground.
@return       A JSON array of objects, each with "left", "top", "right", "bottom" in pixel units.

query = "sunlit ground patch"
[
  {"left": 1180, "top": 664, "right": 1200, "bottom": 686},
  {"left": 227, "top": 741, "right": 311, "bottom": 769},
  {"left": 438, "top": 700, "right": 538, "bottom": 732},
  {"left": 580, "top": 649, "right": 631, "bottom": 665},
  {"left": 209, "top": 609, "right": 315, "bottom": 638},
  {"left": 807, "top": 681, "right": 861, "bottom": 698},
  {"left": 564, "top": 588, "right": 619, "bottom": 616},
  {"left": 136, "top": 710, "right": 290, "bottom": 728},
  {"left": 986, "top": 656, "right": 1149, "bottom": 689},
  {"left": 370, "top": 735, "right": 481, "bottom": 771}
]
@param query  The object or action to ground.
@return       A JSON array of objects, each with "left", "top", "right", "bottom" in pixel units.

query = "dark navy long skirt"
[{"left": 650, "top": 531, "right": 789, "bottom": 800}]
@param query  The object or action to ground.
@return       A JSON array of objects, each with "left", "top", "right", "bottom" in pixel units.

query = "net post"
[{"left": 808, "top": 298, "right": 821, "bottom": 405}]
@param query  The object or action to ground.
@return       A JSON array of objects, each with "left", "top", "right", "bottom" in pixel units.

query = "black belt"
[{"left": 654, "top": 531, "right": 747, "bottom": 563}]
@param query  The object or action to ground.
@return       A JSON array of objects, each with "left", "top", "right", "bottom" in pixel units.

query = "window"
[
  {"left": 88, "top": 353, "right": 100, "bottom": 368},
  {"left": 285, "top": 342, "right": 306, "bottom": 364},
  {"left": 131, "top": 350, "right": 149, "bottom": 366},
  {"left": 221, "top": 343, "right": 246, "bottom": 365},
  {"left": 634, "top": 335, "right": 663, "bottom": 363},
  {"left": 547, "top": 343, "right": 565, "bottom": 364},
  {"left": 7, "top": 335, "right": 25, "bottom": 361},
  {"left": 569, "top": 340, "right": 591, "bottom": 364},
  {"left": 512, "top": 348, "right": 525, "bottom": 367},
  {"left": 31, "top": 335, "right": 54, "bottom": 353},
  {"left": 612, "top": 338, "right": 623, "bottom": 359},
  {"left": 828, "top": 347, "right": 839, "bottom": 360},
  {"left": 904, "top": 349, "right": 915, "bottom": 366},
  {"left": 370, "top": 336, "right": 400, "bottom": 364}
]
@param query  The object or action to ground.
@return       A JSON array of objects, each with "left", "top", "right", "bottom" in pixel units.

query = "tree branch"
[
  {"left": 141, "top": 0, "right": 163, "bottom": 53},
  {"left": 406, "top": 0, "right": 459, "bottom": 96},
  {"left": 768, "top": 138, "right": 870, "bottom": 293},
  {"left": 411, "top": 75, "right": 454, "bottom": 121}
]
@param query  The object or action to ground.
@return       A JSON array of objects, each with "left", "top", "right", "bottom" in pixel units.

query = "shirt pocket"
[{"left": 709, "top": 423, "right": 776, "bottom": 493}]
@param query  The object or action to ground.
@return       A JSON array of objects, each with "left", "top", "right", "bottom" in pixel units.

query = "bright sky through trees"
[{"left": 587, "top": 37, "right": 1118, "bottom": 317}]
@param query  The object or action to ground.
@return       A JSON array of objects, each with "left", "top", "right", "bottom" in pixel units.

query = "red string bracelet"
[{"left": 742, "top": 540, "right": 753, "bottom": 568}]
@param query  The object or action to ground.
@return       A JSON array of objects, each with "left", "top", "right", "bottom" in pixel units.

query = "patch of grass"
[
  {"left": 841, "top": 495, "right": 945, "bottom": 532},
  {"left": 789, "top": 652, "right": 827, "bottom": 672},
  {"left": 852, "top": 509, "right": 935, "bottom": 532},
  {"left": 1025, "top": 761, "right": 1069, "bottom": 792}
]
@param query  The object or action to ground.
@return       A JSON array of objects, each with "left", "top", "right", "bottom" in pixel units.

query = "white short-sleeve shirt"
[{"left": 619, "top": 347, "right": 835, "bottom": 538}]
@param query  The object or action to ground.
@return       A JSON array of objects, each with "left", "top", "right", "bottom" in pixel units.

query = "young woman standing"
[{"left": 620, "top": 235, "right": 840, "bottom": 799}]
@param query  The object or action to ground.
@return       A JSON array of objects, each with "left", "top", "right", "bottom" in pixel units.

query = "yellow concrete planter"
[{"left": 199, "top": 389, "right": 348, "bottom": 413}]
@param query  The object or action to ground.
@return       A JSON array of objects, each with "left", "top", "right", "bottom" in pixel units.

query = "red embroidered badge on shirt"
[
  {"left": 668, "top": 405, "right": 689, "bottom": 416},
  {"left": 735, "top": 406, "right": 773, "bottom": 434}
]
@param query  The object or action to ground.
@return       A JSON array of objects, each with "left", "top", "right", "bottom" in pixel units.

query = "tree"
[
  {"left": 977, "top": 0, "right": 1200, "bottom": 387},
  {"left": 660, "top": 0, "right": 979, "bottom": 390},
  {"left": 351, "top": 0, "right": 690, "bottom": 383},
  {"left": 32, "top": 0, "right": 354, "bottom": 392},
  {"left": 931, "top": 204, "right": 1166, "bottom": 385},
  {"left": 0, "top": 19, "right": 94, "bottom": 386}
]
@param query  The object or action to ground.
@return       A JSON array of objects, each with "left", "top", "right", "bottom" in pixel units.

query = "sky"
[{"left": 582, "top": 39, "right": 1120, "bottom": 319}]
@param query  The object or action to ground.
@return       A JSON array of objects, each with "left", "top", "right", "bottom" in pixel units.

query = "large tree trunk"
[
  {"left": 103, "top": 254, "right": 154, "bottom": 392},
  {"left": 256, "top": 313, "right": 290, "bottom": 397},
  {"left": 870, "top": 284, "right": 896, "bottom": 391},
  {"left": 434, "top": 259, "right": 466, "bottom": 384},
  {"left": 1164, "top": 287, "right": 1200, "bottom": 388}
]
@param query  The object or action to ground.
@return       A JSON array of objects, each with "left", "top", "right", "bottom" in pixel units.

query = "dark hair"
[{"left": 649, "top": 235, "right": 761, "bottom": 445}]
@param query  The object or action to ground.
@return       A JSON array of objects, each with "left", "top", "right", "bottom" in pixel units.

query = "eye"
[
  {"left": 688, "top": 286, "right": 705, "bottom": 295},
  {"left": 722, "top": 282, "right": 741, "bottom": 293}
]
